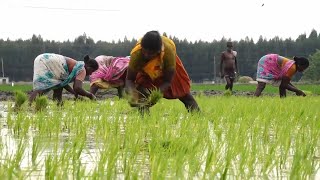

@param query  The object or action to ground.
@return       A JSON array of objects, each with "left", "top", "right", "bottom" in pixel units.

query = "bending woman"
[
  {"left": 29, "top": 53, "right": 98, "bottom": 104},
  {"left": 89, "top": 55, "right": 130, "bottom": 98},
  {"left": 254, "top": 54, "right": 309, "bottom": 97},
  {"left": 125, "top": 31, "right": 200, "bottom": 112}
]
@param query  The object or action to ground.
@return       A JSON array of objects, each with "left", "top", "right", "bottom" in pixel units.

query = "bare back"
[{"left": 65, "top": 57, "right": 77, "bottom": 73}]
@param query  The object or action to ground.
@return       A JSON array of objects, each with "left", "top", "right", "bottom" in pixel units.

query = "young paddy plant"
[
  {"left": 45, "top": 154, "right": 58, "bottom": 179},
  {"left": 223, "top": 89, "right": 232, "bottom": 96},
  {"left": 148, "top": 88, "right": 163, "bottom": 105},
  {"left": 35, "top": 96, "right": 49, "bottom": 112},
  {"left": 35, "top": 95, "right": 48, "bottom": 112},
  {"left": 12, "top": 138, "right": 27, "bottom": 168},
  {"left": 12, "top": 111, "right": 31, "bottom": 137},
  {"left": 3, "top": 138, "right": 28, "bottom": 179},
  {"left": 2, "top": 93, "right": 320, "bottom": 179},
  {"left": 59, "top": 134, "right": 87, "bottom": 179},
  {"left": 73, "top": 159, "right": 86, "bottom": 180},
  {"left": 126, "top": 88, "right": 163, "bottom": 108},
  {"left": 31, "top": 135, "right": 43, "bottom": 166},
  {"left": 13, "top": 90, "right": 27, "bottom": 111}
]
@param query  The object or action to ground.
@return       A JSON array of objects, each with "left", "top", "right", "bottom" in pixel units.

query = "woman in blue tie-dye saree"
[{"left": 29, "top": 53, "right": 99, "bottom": 105}]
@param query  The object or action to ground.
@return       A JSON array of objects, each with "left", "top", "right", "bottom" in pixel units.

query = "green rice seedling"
[
  {"left": 58, "top": 141, "right": 71, "bottom": 166},
  {"left": 31, "top": 136, "right": 42, "bottom": 166},
  {"left": 35, "top": 95, "right": 48, "bottom": 112},
  {"left": 106, "top": 145, "right": 119, "bottom": 179},
  {"left": 0, "top": 165, "right": 8, "bottom": 179},
  {"left": 148, "top": 88, "right": 163, "bottom": 106},
  {"left": 14, "top": 90, "right": 27, "bottom": 111},
  {"left": 71, "top": 137, "right": 85, "bottom": 164},
  {"left": 302, "top": 90, "right": 312, "bottom": 95},
  {"left": 73, "top": 160, "right": 85, "bottom": 180},
  {"left": 2, "top": 93, "right": 320, "bottom": 179},
  {"left": 12, "top": 112, "right": 25, "bottom": 136},
  {"left": 93, "top": 147, "right": 109, "bottom": 178},
  {"left": 125, "top": 90, "right": 146, "bottom": 107},
  {"left": 4, "top": 138, "right": 27, "bottom": 179},
  {"left": 12, "top": 138, "right": 27, "bottom": 168},
  {"left": 223, "top": 89, "right": 232, "bottom": 96},
  {"left": 126, "top": 88, "right": 163, "bottom": 108},
  {"left": 45, "top": 154, "right": 57, "bottom": 179},
  {"left": 6, "top": 107, "right": 14, "bottom": 128}
]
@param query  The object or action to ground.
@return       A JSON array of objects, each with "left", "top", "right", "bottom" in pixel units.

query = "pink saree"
[
  {"left": 90, "top": 56, "right": 130, "bottom": 88},
  {"left": 256, "top": 54, "right": 294, "bottom": 85}
]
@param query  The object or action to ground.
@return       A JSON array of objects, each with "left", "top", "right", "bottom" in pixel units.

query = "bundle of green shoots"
[
  {"left": 35, "top": 96, "right": 48, "bottom": 112},
  {"left": 14, "top": 91, "right": 27, "bottom": 110},
  {"left": 127, "top": 88, "right": 163, "bottom": 107},
  {"left": 224, "top": 89, "right": 232, "bottom": 96}
]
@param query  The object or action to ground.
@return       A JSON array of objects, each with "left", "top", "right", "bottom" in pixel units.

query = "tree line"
[{"left": 0, "top": 30, "right": 320, "bottom": 82}]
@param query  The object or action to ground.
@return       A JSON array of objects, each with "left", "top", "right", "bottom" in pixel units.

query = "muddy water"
[
  {"left": 0, "top": 90, "right": 268, "bottom": 102},
  {"left": 1, "top": 101, "right": 319, "bottom": 179},
  {"left": 0, "top": 102, "right": 151, "bottom": 179}
]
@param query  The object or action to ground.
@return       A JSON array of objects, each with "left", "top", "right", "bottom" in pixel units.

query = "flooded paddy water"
[{"left": 1, "top": 96, "right": 320, "bottom": 179}]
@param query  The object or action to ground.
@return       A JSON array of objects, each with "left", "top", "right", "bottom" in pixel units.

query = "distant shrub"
[{"left": 238, "top": 76, "right": 254, "bottom": 83}]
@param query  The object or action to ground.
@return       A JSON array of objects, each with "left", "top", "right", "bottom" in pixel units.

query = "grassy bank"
[{"left": 192, "top": 83, "right": 320, "bottom": 94}]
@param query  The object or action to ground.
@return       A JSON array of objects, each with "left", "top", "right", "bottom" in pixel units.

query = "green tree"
[{"left": 303, "top": 49, "right": 320, "bottom": 81}]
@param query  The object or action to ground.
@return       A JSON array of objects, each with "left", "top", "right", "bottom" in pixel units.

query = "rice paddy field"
[
  {"left": 1, "top": 91, "right": 320, "bottom": 179},
  {"left": 1, "top": 83, "right": 320, "bottom": 95}
]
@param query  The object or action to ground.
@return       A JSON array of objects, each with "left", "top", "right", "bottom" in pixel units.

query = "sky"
[{"left": 0, "top": 0, "right": 319, "bottom": 43}]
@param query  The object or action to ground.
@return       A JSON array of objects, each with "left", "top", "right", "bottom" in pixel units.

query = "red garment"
[{"left": 136, "top": 56, "right": 190, "bottom": 99}]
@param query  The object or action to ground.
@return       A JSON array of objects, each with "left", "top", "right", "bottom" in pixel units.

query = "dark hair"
[
  {"left": 141, "top": 31, "right": 162, "bottom": 51},
  {"left": 84, "top": 55, "right": 98, "bottom": 70},
  {"left": 227, "top": 41, "right": 233, "bottom": 47},
  {"left": 293, "top": 56, "right": 309, "bottom": 68}
]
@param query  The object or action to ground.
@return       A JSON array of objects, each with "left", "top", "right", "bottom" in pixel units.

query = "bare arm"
[
  {"left": 125, "top": 68, "right": 138, "bottom": 93},
  {"left": 159, "top": 69, "right": 175, "bottom": 92},
  {"left": 117, "top": 86, "right": 124, "bottom": 98},
  {"left": 73, "top": 80, "right": 95, "bottom": 99},
  {"left": 90, "top": 84, "right": 99, "bottom": 95},
  {"left": 287, "top": 82, "right": 306, "bottom": 96},
  {"left": 64, "top": 85, "right": 76, "bottom": 95},
  {"left": 234, "top": 57, "right": 238, "bottom": 73},
  {"left": 220, "top": 53, "right": 224, "bottom": 77},
  {"left": 280, "top": 77, "right": 305, "bottom": 97}
]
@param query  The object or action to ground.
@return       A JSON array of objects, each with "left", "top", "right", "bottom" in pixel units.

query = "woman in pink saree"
[
  {"left": 254, "top": 54, "right": 309, "bottom": 97},
  {"left": 90, "top": 55, "right": 130, "bottom": 98}
]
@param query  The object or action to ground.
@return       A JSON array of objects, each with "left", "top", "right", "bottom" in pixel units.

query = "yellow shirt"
[{"left": 129, "top": 36, "right": 176, "bottom": 80}]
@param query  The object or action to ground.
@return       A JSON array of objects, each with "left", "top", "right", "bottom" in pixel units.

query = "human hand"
[
  {"left": 146, "top": 101, "right": 156, "bottom": 108},
  {"left": 296, "top": 90, "right": 306, "bottom": 97},
  {"left": 127, "top": 89, "right": 141, "bottom": 107},
  {"left": 89, "top": 93, "right": 97, "bottom": 100},
  {"left": 75, "top": 96, "right": 84, "bottom": 101}
]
